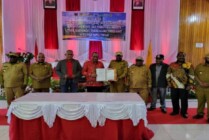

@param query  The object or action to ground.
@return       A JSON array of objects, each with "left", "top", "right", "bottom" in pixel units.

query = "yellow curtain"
[{"left": 145, "top": 41, "right": 152, "bottom": 68}]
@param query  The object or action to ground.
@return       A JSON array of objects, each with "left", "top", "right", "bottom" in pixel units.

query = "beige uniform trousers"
[
  {"left": 5, "top": 87, "right": 24, "bottom": 106},
  {"left": 129, "top": 88, "right": 149, "bottom": 104},
  {"left": 110, "top": 79, "right": 126, "bottom": 93},
  {"left": 196, "top": 86, "right": 209, "bottom": 118}
]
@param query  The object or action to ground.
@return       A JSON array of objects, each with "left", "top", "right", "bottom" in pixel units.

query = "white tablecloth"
[{"left": 7, "top": 93, "right": 147, "bottom": 128}]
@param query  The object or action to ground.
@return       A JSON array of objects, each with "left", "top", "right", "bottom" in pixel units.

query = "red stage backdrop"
[
  {"left": 110, "top": 0, "right": 125, "bottom": 12},
  {"left": 130, "top": 10, "right": 144, "bottom": 50},
  {"left": 66, "top": 0, "right": 80, "bottom": 11},
  {"left": 89, "top": 41, "right": 103, "bottom": 59},
  {"left": 44, "top": 10, "right": 59, "bottom": 49}
]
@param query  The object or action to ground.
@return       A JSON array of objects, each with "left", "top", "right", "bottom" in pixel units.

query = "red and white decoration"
[{"left": 2, "top": 0, "right": 180, "bottom": 65}]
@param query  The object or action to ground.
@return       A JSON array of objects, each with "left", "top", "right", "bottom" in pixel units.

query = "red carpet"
[
  {"left": 147, "top": 108, "right": 208, "bottom": 124},
  {"left": 0, "top": 109, "right": 8, "bottom": 125}
]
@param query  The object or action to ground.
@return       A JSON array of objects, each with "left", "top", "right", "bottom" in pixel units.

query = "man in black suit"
[
  {"left": 148, "top": 54, "right": 169, "bottom": 113},
  {"left": 56, "top": 50, "right": 82, "bottom": 92}
]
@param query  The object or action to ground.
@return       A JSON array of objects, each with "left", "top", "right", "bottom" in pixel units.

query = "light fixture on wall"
[{"left": 187, "top": 15, "right": 201, "bottom": 23}]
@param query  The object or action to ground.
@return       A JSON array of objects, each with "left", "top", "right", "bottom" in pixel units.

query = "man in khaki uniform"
[
  {"left": 193, "top": 54, "right": 209, "bottom": 123},
  {"left": 127, "top": 56, "right": 151, "bottom": 103},
  {"left": 0, "top": 52, "right": 28, "bottom": 106},
  {"left": 30, "top": 53, "right": 52, "bottom": 92},
  {"left": 108, "top": 51, "right": 128, "bottom": 92}
]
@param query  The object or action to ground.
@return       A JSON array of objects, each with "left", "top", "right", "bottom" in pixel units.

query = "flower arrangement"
[
  {"left": 182, "top": 62, "right": 192, "bottom": 69},
  {"left": 6, "top": 52, "right": 34, "bottom": 63},
  {"left": 190, "top": 85, "right": 196, "bottom": 93},
  {"left": 19, "top": 52, "right": 34, "bottom": 63},
  {"left": 50, "top": 78, "right": 60, "bottom": 92},
  {"left": 188, "top": 85, "right": 196, "bottom": 98},
  {"left": 182, "top": 62, "right": 195, "bottom": 85},
  {"left": 0, "top": 85, "right": 5, "bottom": 98}
]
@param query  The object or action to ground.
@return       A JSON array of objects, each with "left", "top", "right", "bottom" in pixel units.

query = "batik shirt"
[{"left": 166, "top": 62, "right": 194, "bottom": 89}]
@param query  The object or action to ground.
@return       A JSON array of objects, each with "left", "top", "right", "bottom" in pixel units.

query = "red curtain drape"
[
  {"left": 89, "top": 41, "right": 103, "bottom": 59},
  {"left": 130, "top": 10, "right": 144, "bottom": 50},
  {"left": 66, "top": 0, "right": 80, "bottom": 11},
  {"left": 110, "top": 0, "right": 125, "bottom": 12},
  {"left": 44, "top": 10, "right": 58, "bottom": 49},
  {"left": 34, "top": 40, "right": 38, "bottom": 61}
]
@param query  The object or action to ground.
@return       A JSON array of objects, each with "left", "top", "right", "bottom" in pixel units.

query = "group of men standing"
[
  {"left": 149, "top": 52, "right": 209, "bottom": 123},
  {"left": 1, "top": 50, "right": 209, "bottom": 123},
  {"left": 0, "top": 52, "right": 52, "bottom": 106},
  {"left": 54, "top": 50, "right": 163, "bottom": 113}
]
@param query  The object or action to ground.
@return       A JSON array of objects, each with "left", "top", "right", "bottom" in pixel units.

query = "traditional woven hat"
[{"left": 6, "top": 52, "right": 19, "bottom": 57}]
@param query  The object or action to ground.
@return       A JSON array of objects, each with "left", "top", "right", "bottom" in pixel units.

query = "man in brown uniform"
[
  {"left": 30, "top": 53, "right": 52, "bottom": 92},
  {"left": 0, "top": 52, "right": 28, "bottom": 106},
  {"left": 193, "top": 54, "right": 209, "bottom": 122},
  {"left": 108, "top": 51, "right": 128, "bottom": 92},
  {"left": 127, "top": 56, "right": 151, "bottom": 103}
]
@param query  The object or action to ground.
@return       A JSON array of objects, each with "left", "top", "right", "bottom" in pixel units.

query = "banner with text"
[{"left": 62, "top": 12, "right": 126, "bottom": 40}]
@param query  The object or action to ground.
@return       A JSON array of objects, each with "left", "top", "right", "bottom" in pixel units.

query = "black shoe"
[
  {"left": 148, "top": 107, "right": 156, "bottom": 111},
  {"left": 161, "top": 108, "right": 167, "bottom": 114},
  {"left": 170, "top": 112, "right": 178, "bottom": 116},
  {"left": 193, "top": 114, "right": 204, "bottom": 119},
  {"left": 181, "top": 114, "right": 188, "bottom": 119}
]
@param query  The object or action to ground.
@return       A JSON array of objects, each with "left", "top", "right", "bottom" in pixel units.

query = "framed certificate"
[
  {"left": 132, "top": 0, "right": 144, "bottom": 10},
  {"left": 44, "top": 0, "right": 57, "bottom": 9}
]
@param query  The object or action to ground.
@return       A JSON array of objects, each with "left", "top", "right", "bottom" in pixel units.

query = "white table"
[{"left": 7, "top": 93, "right": 153, "bottom": 140}]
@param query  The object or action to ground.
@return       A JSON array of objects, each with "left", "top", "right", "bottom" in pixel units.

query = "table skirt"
[{"left": 10, "top": 114, "right": 154, "bottom": 140}]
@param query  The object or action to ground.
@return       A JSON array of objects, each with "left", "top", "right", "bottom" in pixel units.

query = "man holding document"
[{"left": 82, "top": 52, "right": 104, "bottom": 92}]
